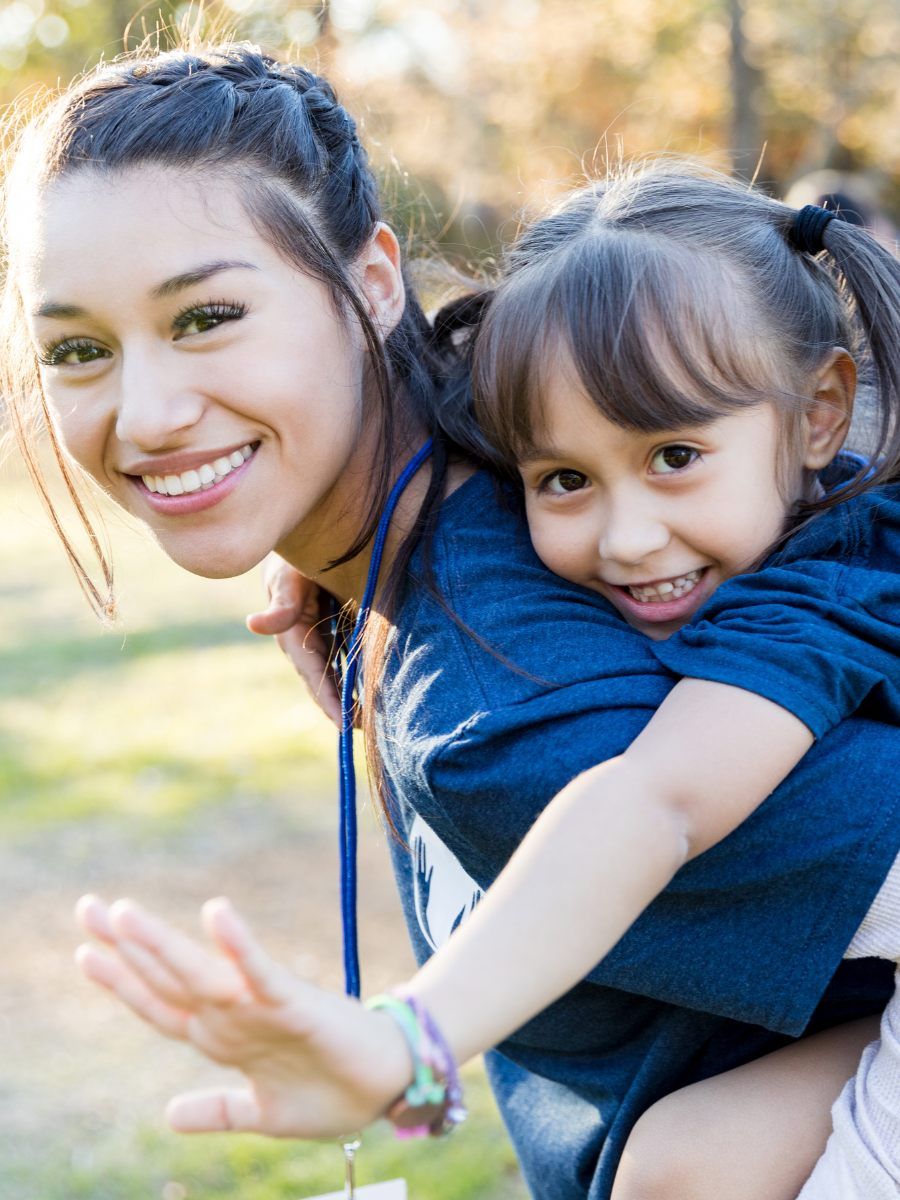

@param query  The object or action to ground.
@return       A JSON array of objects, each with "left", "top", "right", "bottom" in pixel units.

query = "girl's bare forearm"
[{"left": 406, "top": 680, "right": 813, "bottom": 1067}]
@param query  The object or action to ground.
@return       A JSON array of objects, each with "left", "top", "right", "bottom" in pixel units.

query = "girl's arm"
[
  {"left": 405, "top": 677, "right": 813, "bottom": 1062},
  {"left": 76, "top": 678, "right": 812, "bottom": 1136}
]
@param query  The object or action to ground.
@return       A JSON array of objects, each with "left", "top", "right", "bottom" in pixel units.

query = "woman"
[{"left": 6, "top": 44, "right": 899, "bottom": 1200}]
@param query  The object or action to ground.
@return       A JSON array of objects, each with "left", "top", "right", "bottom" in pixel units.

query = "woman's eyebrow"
[
  {"left": 33, "top": 260, "right": 260, "bottom": 320},
  {"left": 150, "top": 259, "right": 259, "bottom": 299}
]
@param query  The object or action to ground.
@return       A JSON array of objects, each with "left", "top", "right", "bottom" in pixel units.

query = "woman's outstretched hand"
[
  {"left": 74, "top": 895, "right": 412, "bottom": 1138},
  {"left": 245, "top": 554, "right": 341, "bottom": 727}
]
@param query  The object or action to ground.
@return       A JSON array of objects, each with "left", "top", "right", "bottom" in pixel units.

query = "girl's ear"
[
  {"left": 801, "top": 348, "right": 856, "bottom": 470},
  {"left": 356, "top": 222, "right": 406, "bottom": 340}
]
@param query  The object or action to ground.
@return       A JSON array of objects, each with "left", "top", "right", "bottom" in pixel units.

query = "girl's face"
[
  {"left": 519, "top": 374, "right": 797, "bottom": 640},
  {"left": 21, "top": 165, "right": 396, "bottom": 584}
]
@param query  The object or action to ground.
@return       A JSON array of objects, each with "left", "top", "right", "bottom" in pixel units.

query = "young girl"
[
  {"left": 154, "top": 166, "right": 900, "bottom": 1200},
  {"left": 5, "top": 41, "right": 899, "bottom": 1200}
]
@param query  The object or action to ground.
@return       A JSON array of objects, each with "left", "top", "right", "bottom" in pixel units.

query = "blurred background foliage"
[
  {"left": 0, "top": 0, "right": 897, "bottom": 259},
  {"left": 0, "top": 4, "right": 896, "bottom": 1196}
]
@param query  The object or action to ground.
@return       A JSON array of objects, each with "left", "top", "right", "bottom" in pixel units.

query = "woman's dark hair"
[
  {"left": 0, "top": 41, "right": 499, "bottom": 804},
  {"left": 471, "top": 162, "right": 900, "bottom": 518}
]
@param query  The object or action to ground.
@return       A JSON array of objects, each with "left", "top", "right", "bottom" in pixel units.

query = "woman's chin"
[{"left": 154, "top": 535, "right": 266, "bottom": 581}]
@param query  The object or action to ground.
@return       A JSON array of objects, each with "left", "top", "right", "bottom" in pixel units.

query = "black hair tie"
[{"left": 788, "top": 204, "right": 836, "bottom": 255}]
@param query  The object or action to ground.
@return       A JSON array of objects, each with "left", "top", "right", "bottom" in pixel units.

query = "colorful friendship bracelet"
[{"left": 366, "top": 991, "right": 467, "bottom": 1138}]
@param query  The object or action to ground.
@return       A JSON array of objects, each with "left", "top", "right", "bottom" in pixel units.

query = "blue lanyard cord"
[{"left": 338, "top": 438, "right": 434, "bottom": 998}]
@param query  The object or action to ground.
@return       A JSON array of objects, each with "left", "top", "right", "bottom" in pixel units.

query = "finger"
[
  {"left": 166, "top": 1087, "right": 262, "bottom": 1134},
  {"left": 107, "top": 900, "right": 244, "bottom": 1003},
  {"left": 246, "top": 555, "right": 304, "bottom": 634},
  {"left": 115, "top": 937, "right": 198, "bottom": 1009},
  {"left": 75, "top": 894, "right": 116, "bottom": 945},
  {"left": 275, "top": 628, "right": 342, "bottom": 726},
  {"left": 75, "top": 944, "right": 191, "bottom": 1039},
  {"left": 201, "top": 898, "right": 297, "bottom": 1006}
]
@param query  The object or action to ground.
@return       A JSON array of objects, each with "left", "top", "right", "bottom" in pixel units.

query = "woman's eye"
[
  {"left": 172, "top": 301, "right": 247, "bottom": 339},
  {"left": 650, "top": 445, "right": 700, "bottom": 474},
  {"left": 543, "top": 469, "right": 589, "bottom": 495},
  {"left": 38, "top": 339, "right": 109, "bottom": 367}
]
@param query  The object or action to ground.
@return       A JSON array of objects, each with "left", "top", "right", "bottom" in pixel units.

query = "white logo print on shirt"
[{"left": 409, "top": 814, "right": 483, "bottom": 951}]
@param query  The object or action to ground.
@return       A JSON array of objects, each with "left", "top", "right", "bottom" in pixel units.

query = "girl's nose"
[
  {"left": 114, "top": 355, "right": 205, "bottom": 450},
  {"left": 597, "top": 499, "right": 671, "bottom": 568}
]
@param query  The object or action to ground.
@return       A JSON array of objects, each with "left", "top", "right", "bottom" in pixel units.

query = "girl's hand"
[
  {"left": 75, "top": 895, "right": 412, "bottom": 1138},
  {"left": 245, "top": 555, "right": 341, "bottom": 727}
]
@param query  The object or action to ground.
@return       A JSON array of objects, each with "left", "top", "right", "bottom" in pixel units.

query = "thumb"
[
  {"left": 246, "top": 605, "right": 302, "bottom": 636},
  {"left": 166, "top": 1087, "right": 262, "bottom": 1134}
]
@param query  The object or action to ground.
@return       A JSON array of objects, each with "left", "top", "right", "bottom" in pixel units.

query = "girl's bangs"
[{"left": 480, "top": 232, "right": 782, "bottom": 461}]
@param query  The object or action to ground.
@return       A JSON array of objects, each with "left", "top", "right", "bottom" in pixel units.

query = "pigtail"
[{"left": 817, "top": 217, "right": 900, "bottom": 491}]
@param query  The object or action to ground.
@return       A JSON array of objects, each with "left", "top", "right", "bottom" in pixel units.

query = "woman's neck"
[{"left": 275, "top": 439, "right": 475, "bottom": 608}]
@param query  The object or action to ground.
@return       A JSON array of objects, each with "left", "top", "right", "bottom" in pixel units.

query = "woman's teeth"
[
  {"left": 142, "top": 444, "right": 254, "bottom": 495},
  {"left": 627, "top": 569, "right": 702, "bottom": 604}
]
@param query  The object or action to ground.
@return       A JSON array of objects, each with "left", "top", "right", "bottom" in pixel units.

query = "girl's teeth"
[
  {"left": 627, "top": 569, "right": 702, "bottom": 603},
  {"left": 142, "top": 444, "right": 255, "bottom": 496}
]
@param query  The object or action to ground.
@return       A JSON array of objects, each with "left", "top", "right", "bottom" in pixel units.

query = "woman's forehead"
[{"left": 20, "top": 166, "right": 273, "bottom": 307}]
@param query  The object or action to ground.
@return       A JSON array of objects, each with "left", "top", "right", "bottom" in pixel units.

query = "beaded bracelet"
[{"left": 366, "top": 991, "right": 467, "bottom": 1138}]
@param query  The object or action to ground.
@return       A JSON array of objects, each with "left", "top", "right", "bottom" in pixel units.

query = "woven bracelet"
[{"left": 366, "top": 991, "right": 467, "bottom": 1138}]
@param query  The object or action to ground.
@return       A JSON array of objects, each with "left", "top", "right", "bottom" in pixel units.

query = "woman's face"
[{"left": 21, "top": 165, "right": 391, "bottom": 582}]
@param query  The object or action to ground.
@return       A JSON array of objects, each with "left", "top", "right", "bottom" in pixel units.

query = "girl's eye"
[
  {"left": 650, "top": 445, "right": 700, "bottom": 474},
  {"left": 543, "top": 469, "right": 589, "bottom": 495},
  {"left": 172, "top": 301, "right": 247, "bottom": 339},
  {"left": 38, "top": 338, "right": 110, "bottom": 367}
]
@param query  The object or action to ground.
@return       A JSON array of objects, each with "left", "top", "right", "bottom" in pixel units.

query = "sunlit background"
[
  {"left": 0, "top": 3, "right": 897, "bottom": 1198},
  {"left": 0, "top": 0, "right": 898, "bottom": 244}
]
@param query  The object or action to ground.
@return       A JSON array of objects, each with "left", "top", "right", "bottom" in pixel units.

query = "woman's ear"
[
  {"left": 356, "top": 222, "right": 406, "bottom": 340},
  {"left": 801, "top": 348, "right": 856, "bottom": 470}
]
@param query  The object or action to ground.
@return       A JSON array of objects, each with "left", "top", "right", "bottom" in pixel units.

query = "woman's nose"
[
  {"left": 597, "top": 499, "right": 671, "bottom": 567},
  {"left": 114, "top": 354, "right": 205, "bottom": 450}
]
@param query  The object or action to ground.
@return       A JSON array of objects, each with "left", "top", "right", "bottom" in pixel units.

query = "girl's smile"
[{"left": 605, "top": 565, "right": 716, "bottom": 628}]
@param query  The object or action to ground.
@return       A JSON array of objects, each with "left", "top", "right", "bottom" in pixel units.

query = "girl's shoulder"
[
  {"left": 775, "top": 454, "right": 900, "bottom": 571},
  {"left": 651, "top": 456, "right": 900, "bottom": 739}
]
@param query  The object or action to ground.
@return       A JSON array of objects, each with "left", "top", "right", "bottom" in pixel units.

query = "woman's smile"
[{"left": 128, "top": 441, "right": 259, "bottom": 514}]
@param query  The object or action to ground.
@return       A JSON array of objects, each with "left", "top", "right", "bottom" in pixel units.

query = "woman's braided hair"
[
  {"left": 4, "top": 45, "right": 497, "bottom": 604},
  {"left": 2, "top": 44, "right": 499, "bottom": 810}
]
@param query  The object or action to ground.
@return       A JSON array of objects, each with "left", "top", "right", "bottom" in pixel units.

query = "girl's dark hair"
[
  {"left": 472, "top": 162, "right": 900, "bottom": 517},
  {"left": 1, "top": 42, "right": 498, "bottom": 802}
]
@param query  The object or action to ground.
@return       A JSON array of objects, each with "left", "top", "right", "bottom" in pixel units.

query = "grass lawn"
[{"left": 0, "top": 455, "right": 527, "bottom": 1200}]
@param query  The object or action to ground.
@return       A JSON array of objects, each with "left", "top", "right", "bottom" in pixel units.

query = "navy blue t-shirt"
[
  {"left": 376, "top": 470, "right": 900, "bottom": 1200},
  {"left": 653, "top": 478, "right": 900, "bottom": 735}
]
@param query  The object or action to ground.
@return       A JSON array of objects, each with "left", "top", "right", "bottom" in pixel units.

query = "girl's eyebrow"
[
  {"left": 33, "top": 260, "right": 259, "bottom": 319},
  {"left": 518, "top": 444, "right": 567, "bottom": 464}
]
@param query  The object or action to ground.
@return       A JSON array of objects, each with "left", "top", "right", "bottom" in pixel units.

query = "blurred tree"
[{"left": 0, "top": 0, "right": 895, "bottom": 248}]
